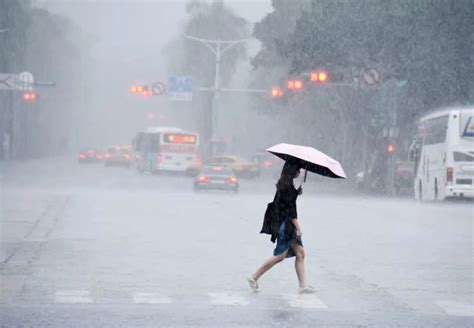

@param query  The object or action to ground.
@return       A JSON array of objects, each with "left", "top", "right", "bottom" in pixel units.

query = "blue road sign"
[{"left": 168, "top": 76, "right": 193, "bottom": 101}]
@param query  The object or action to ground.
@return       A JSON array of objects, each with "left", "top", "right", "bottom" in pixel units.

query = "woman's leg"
[
  {"left": 291, "top": 243, "right": 306, "bottom": 288},
  {"left": 252, "top": 251, "right": 287, "bottom": 281}
]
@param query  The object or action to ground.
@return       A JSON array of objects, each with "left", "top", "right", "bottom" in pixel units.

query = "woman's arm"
[{"left": 291, "top": 218, "right": 302, "bottom": 237}]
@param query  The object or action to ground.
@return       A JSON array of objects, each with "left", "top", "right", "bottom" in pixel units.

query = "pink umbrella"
[{"left": 266, "top": 143, "right": 347, "bottom": 181}]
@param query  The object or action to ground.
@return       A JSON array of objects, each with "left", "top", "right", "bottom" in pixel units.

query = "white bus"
[
  {"left": 134, "top": 127, "right": 200, "bottom": 174},
  {"left": 411, "top": 107, "right": 474, "bottom": 200}
]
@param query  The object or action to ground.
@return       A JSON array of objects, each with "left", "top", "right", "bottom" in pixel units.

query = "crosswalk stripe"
[
  {"left": 436, "top": 300, "right": 474, "bottom": 317},
  {"left": 133, "top": 292, "right": 172, "bottom": 304},
  {"left": 208, "top": 292, "right": 249, "bottom": 306},
  {"left": 283, "top": 294, "right": 328, "bottom": 309},
  {"left": 55, "top": 290, "right": 93, "bottom": 304}
]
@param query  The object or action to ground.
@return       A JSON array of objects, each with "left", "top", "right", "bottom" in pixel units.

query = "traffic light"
[
  {"left": 310, "top": 70, "right": 329, "bottom": 83},
  {"left": 271, "top": 87, "right": 283, "bottom": 98},
  {"left": 130, "top": 84, "right": 153, "bottom": 97},
  {"left": 22, "top": 92, "right": 37, "bottom": 102},
  {"left": 129, "top": 84, "right": 146, "bottom": 94},
  {"left": 387, "top": 144, "right": 396, "bottom": 153},
  {"left": 287, "top": 79, "right": 304, "bottom": 90}
]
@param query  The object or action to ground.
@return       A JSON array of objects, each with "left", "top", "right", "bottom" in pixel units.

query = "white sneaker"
[
  {"left": 298, "top": 285, "right": 317, "bottom": 294},
  {"left": 247, "top": 276, "right": 259, "bottom": 293}
]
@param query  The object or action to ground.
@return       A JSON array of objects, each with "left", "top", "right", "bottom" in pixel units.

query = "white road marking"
[
  {"left": 436, "top": 300, "right": 474, "bottom": 317},
  {"left": 133, "top": 292, "right": 172, "bottom": 304},
  {"left": 283, "top": 294, "right": 328, "bottom": 309},
  {"left": 208, "top": 292, "right": 249, "bottom": 306},
  {"left": 55, "top": 290, "right": 93, "bottom": 304}
]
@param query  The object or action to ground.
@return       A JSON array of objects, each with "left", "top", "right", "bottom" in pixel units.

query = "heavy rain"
[{"left": 0, "top": 1, "right": 473, "bottom": 327}]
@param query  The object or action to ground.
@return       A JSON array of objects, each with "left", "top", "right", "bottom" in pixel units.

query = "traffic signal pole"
[{"left": 184, "top": 35, "right": 252, "bottom": 155}]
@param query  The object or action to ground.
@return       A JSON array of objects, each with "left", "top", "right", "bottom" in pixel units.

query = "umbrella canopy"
[{"left": 266, "top": 143, "right": 346, "bottom": 179}]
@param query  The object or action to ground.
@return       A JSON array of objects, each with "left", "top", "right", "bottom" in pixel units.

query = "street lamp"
[{"left": 184, "top": 35, "right": 251, "bottom": 145}]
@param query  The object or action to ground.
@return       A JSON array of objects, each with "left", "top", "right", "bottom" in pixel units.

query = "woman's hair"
[{"left": 276, "top": 162, "right": 300, "bottom": 190}]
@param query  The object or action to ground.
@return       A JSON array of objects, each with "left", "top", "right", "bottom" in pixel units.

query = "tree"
[
  {"left": 250, "top": 0, "right": 474, "bottom": 182},
  {"left": 0, "top": 0, "right": 83, "bottom": 159},
  {"left": 251, "top": 0, "right": 311, "bottom": 70}
]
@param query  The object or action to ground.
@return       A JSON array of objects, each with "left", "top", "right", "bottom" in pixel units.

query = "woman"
[{"left": 247, "top": 162, "right": 316, "bottom": 294}]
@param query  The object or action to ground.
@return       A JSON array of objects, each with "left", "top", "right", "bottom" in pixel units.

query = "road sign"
[
  {"left": 18, "top": 71, "right": 34, "bottom": 91},
  {"left": 152, "top": 81, "right": 166, "bottom": 96},
  {"left": 168, "top": 76, "right": 192, "bottom": 101},
  {"left": 361, "top": 68, "right": 382, "bottom": 86},
  {"left": 0, "top": 73, "right": 18, "bottom": 90}
]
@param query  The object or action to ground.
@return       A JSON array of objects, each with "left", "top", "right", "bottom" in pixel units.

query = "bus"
[
  {"left": 134, "top": 127, "right": 200, "bottom": 174},
  {"left": 410, "top": 106, "right": 474, "bottom": 200}
]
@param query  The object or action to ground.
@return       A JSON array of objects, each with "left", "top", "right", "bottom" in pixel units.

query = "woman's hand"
[{"left": 296, "top": 229, "right": 302, "bottom": 238}]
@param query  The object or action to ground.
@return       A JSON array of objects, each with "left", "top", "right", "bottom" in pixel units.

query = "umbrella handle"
[{"left": 303, "top": 164, "right": 308, "bottom": 184}]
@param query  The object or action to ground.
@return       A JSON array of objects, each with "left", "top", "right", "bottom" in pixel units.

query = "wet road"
[{"left": 1, "top": 158, "right": 473, "bottom": 327}]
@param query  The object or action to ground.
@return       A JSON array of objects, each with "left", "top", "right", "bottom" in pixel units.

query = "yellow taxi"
[{"left": 206, "top": 155, "right": 260, "bottom": 178}]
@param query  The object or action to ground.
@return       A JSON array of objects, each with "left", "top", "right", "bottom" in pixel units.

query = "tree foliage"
[
  {"left": 255, "top": 0, "right": 474, "bottom": 110},
  {"left": 0, "top": 0, "right": 83, "bottom": 158},
  {"left": 250, "top": 0, "right": 473, "bottom": 178}
]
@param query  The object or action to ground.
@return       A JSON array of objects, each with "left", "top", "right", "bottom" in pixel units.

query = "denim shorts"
[{"left": 273, "top": 222, "right": 303, "bottom": 258}]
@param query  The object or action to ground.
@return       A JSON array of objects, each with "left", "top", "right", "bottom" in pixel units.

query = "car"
[
  {"left": 78, "top": 148, "right": 103, "bottom": 163},
  {"left": 194, "top": 166, "right": 239, "bottom": 192},
  {"left": 206, "top": 155, "right": 260, "bottom": 178},
  {"left": 104, "top": 146, "right": 132, "bottom": 167}
]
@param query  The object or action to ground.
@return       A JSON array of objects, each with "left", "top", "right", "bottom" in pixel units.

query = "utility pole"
[
  {"left": 184, "top": 35, "right": 251, "bottom": 155},
  {"left": 0, "top": 27, "right": 10, "bottom": 160}
]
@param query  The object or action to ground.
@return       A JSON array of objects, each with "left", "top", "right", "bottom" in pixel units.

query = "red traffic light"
[
  {"left": 22, "top": 92, "right": 37, "bottom": 102},
  {"left": 387, "top": 144, "right": 396, "bottom": 153},
  {"left": 310, "top": 71, "right": 329, "bottom": 83},
  {"left": 287, "top": 79, "right": 303, "bottom": 90},
  {"left": 271, "top": 87, "right": 283, "bottom": 97}
]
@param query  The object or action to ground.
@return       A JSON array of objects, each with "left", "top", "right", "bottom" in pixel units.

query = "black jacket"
[
  {"left": 261, "top": 185, "right": 299, "bottom": 243},
  {"left": 274, "top": 185, "right": 299, "bottom": 240}
]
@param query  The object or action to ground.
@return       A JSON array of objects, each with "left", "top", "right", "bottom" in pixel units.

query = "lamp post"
[{"left": 184, "top": 35, "right": 251, "bottom": 146}]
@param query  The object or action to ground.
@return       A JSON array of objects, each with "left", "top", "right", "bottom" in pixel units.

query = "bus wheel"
[
  {"left": 419, "top": 181, "right": 423, "bottom": 200},
  {"left": 434, "top": 179, "right": 438, "bottom": 201}
]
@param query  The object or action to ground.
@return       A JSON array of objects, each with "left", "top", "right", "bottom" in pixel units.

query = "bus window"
[
  {"left": 453, "top": 151, "right": 474, "bottom": 162},
  {"left": 460, "top": 111, "right": 474, "bottom": 139},
  {"left": 423, "top": 115, "right": 449, "bottom": 145}
]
